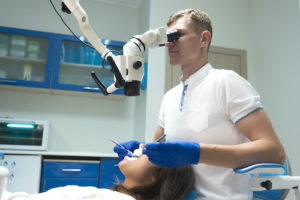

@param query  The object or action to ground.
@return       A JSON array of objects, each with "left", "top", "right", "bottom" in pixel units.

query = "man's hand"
[
  {"left": 113, "top": 140, "right": 141, "bottom": 159},
  {"left": 143, "top": 140, "right": 200, "bottom": 167}
]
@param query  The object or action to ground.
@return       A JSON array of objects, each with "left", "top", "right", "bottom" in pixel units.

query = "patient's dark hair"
[{"left": 112, "top": 165, "right": 195, "bottom": 200}]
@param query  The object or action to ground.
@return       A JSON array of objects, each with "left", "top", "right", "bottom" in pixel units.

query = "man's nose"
[{"left": 165, "top": 41, "right": 176, "bottom": 47}]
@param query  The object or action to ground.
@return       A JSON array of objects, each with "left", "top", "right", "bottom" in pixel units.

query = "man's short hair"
[{"left": 167, "top": 8, "right": 213, "bottom": 48}]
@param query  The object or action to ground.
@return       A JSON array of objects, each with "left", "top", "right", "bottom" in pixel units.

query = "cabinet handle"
[
  {"left": 0, "top": 80, "right": 17, "bottom": 84},
  {"left": 83, "top": 87, "right": 100, "bottom": 91},
  {"left": 62, "top": 169, "right": 81, "bottom": 172}
]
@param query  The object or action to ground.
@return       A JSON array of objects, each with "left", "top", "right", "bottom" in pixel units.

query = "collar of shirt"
[{"left": 180, "top": 63, "right": 213, "bottom": 87}]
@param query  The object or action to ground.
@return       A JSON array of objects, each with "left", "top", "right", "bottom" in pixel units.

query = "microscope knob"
[{"left": 133, "top": 61, "right": 142, "bottom": 69}]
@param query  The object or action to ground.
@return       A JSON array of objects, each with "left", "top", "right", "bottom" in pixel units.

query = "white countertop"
[{"left": 0, "top": 150, "right": 117, "bottom": 158}]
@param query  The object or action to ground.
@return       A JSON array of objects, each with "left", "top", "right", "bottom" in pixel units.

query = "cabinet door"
[
  {"left": 52, "top": 34, "right": 126, "bottom": 94},
  {"left": 100, "top": 157, "right": 124, "bottom": 189},
  {"left": 0, "top": 26, "right": 55, "bottom": 88}
]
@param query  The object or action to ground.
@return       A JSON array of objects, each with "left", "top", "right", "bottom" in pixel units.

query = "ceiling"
[{"left": 92, "top": 0, "right": 144, "bottom": 8}]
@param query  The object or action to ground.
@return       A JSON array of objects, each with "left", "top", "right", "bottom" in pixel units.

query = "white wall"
[
  {"left": 0, "top": 0, "right": 139, "bottom": 41},
  {"left": 249, "top": 0, "right": 300, "bottom": 183}
]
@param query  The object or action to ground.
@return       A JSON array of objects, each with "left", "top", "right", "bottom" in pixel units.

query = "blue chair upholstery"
[{"left": 183, "top": 190, "right": 197, "bottom": 200}]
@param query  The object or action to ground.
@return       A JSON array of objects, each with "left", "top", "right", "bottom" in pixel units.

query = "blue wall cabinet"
[
  {"left": 0, "top": 26, "right": 54, "bottom": 88},
  {"left": 52, "top": 34, "right": 126, "bottom": 94},
  {"left": 0, "top": 26, "right": 147, "bottom": 95},
  {"left": 40, "top": 159, "right": 100, "bottom": 192},
  {"left": 100, "top": 157, "right": 125, "bottom": 189}
]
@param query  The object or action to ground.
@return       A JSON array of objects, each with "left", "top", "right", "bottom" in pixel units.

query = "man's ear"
[{"left": 200, "top": 30, "right": 211, "bottom": 48}]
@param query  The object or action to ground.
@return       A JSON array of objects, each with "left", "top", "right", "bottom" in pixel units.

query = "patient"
[
  {"left": 1, "top": 149, "right": 195, "bottom": 200},
  {"left": 113, "top": 153, "right": 195, "bottom": 200}
]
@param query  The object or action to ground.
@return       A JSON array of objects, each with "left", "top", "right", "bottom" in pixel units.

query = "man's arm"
[
  {"left": 199, "top": 108, "right": 286, "bottom": 168},
  {"left": 153, "top": 126, "right": 165, "bottom": 142}
]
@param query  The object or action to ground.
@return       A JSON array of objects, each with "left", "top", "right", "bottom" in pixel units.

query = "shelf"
[
  {"left": 0, "top": 84, "right": 125, "bottom": 100},
  {"left": 60, "top": 61, "right": 111, "bottom": 71},
  {"left": 0, "top": 55, "right": 47, "bottom": 64}
]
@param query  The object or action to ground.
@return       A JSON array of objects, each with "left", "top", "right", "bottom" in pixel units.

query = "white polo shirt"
[{"left": 159, "top": 63, "right": 263, "bottom": 199}]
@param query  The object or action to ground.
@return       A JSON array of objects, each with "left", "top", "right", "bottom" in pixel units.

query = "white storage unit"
[{"left": 2, "top": 154, "right": 42, "bottom": 193}]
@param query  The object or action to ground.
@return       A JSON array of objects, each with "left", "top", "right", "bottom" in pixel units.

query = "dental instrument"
[
  {"left": 111, "top": 140, "right": 140, "bottom": 158},
  {"left": 111, "top": 140, "right": 132, "bottom": 155},
  {"left": 156, "top": 134, "right": 166, "bottom": 142}
]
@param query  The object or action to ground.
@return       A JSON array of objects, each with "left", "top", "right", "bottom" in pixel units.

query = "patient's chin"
[{"left": 118, "top": 157, "right": 131, "bottom": 169}]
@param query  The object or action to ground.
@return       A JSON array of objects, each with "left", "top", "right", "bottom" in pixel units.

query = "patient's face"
[{"left": 118, "top": 146, "right": 155, "bottom": 188}]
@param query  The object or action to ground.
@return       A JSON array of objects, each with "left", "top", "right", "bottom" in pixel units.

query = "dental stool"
[{"left": 234, "top": 159, "right": 300, "bottom": 200}]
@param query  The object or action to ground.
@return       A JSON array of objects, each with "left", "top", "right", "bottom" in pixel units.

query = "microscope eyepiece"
[
  {"left": 167, "top": 30, "right": 182, "bottom": 42},
  {"left": 159, "top": 30, "right": 182, "bottom": 46}
]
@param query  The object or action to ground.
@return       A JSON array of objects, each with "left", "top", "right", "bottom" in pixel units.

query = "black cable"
[
  {"left": 49, "top": 0, "right": 94, "bottom": 49},
  {"left": 49, "top": 0, "right": 122, "bottom": 69}
]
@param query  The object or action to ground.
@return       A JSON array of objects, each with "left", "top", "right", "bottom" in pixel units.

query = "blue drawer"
[
  {"left": 100, "top": 157, "right": 122, "bottom": 172},
  {"left": 42, "top": 159, "right": 100, "bottom": 178}
]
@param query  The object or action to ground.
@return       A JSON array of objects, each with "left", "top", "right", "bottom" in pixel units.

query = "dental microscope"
[{"left": 55, "top": 0, "right": 182, "bottom": 96}]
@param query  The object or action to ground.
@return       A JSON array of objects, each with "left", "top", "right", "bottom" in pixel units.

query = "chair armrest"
[{"left": 234, "top": 163, "right": 286, "bottom": 176}]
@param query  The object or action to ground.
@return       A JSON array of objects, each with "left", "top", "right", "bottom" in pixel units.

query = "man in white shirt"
[{"left": 115, "top": 8, "right": 286, "bottom": 199}]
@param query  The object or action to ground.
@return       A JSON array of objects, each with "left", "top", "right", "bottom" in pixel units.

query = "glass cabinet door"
[
  {"left": 52, "top": 34, "right": 126, "bottom": 94},
  {"left": 0, "top": 26, "right": 54, "bottom": 88}
]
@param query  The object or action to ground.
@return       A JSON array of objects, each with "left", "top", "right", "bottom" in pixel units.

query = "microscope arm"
[{"left": 61, "top": 0, "right": 167, "bottom": 95}]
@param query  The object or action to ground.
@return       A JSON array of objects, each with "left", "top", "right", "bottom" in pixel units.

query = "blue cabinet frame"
[
  {"left": 0, "top": 26, "right": 148, "bottom": 94},
  {"left": 0, "top": 26, "right": 55, "bottom": 88}
]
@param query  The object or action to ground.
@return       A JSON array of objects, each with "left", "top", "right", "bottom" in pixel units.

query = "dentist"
[{"left": 114, "top": 8, "right": 285, "bottom": 200}]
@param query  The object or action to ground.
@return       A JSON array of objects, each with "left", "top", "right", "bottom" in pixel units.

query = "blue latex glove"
[
  {"left": 143, "top": 140, "right": 200, "bottom": 167},
  {"left": 113, "top": 140, "right": 141, "bottom": 159}
]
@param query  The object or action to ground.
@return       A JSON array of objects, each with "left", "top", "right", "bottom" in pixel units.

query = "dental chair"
[
  {"left": 234, "top": 159, "right": 300, "bottom": 200},
  {"left": 184, "top": 159, "right": 300, "bottom": 200}
]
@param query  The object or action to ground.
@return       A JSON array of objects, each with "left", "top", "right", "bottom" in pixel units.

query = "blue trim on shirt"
[
  {"left": 180, "top": 84, "right": 188, "bottom": 112},
  {"left": 234, "top": 107, "right": 264, "bottom": 124}
]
